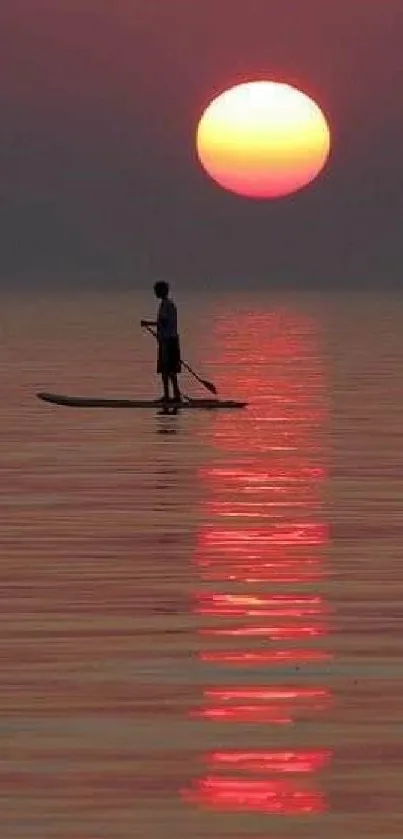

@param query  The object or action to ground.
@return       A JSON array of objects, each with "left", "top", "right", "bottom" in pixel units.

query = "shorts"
[{"left": 157, "top": 336, "right": 182, "bottom": 375}]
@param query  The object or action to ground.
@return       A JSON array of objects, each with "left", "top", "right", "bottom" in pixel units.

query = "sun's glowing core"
[{"left": 196, "top": 81, "right": 331, "bottom": 198}]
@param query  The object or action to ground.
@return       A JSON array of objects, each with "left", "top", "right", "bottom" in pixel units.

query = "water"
[{"left": 1, "top": 289, "right": 402, "bottom": 838}]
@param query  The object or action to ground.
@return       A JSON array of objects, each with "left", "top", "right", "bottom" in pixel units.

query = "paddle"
[{"left": 142, "top": 323, "right": 218, "bottom": 396}]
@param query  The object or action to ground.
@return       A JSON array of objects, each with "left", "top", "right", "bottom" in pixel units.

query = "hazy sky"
[{"left": 0, "top": 0, "right": 402, "bottom": 288}]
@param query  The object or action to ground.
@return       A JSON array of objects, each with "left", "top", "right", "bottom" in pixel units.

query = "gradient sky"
[{"left": 0, "top": 0, "right": 402, "bottom": 288}]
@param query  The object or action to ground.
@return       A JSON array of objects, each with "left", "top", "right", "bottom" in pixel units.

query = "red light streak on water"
[
  {"left": 198, "top": 465, "right": 326, "bottom": 484},
  {"left": 198, "top": 524, "right": 328, "bottom": 548},
  {"left": 207, "top": 749, "right": 331, "bottom": 773},
  {"left": 200, "top": 649, "right": 331, "bottom": 664},
  {"left": 184, "top": 306, "right": 332, "bottom": 818},
  {"left": 192, "top": 706, "right": 293, "bottom": 724},
  {"left": 195, "top": 592, "right": 327, "bottom": 616},
  {"left": 201, "top": 624, "right": 327, "bottom": 640},
  {"left": 183, "top": 777, "right": 326, "bottom": 815},
  {"left": 197, "top": 559, "right": 323, "bottom": 585},
  {"left": 193, "top": 685, "right": 331, "bottom": 725},
  {"left": 205, "top": 687, "right": 330, "bottom": 703},
  {"left": 194, "top": 524, "right": 328, "bottom": 584}
]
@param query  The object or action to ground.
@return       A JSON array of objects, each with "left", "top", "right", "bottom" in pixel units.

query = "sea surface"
[{"left": 1, "top": 289, "right": 402, "bottom": 838}]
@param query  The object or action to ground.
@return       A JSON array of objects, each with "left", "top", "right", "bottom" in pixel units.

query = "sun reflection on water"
[{"left": 182, "top": 305, "right": 332, "bottom": 818}]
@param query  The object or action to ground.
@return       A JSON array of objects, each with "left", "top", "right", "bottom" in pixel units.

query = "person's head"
[{"left": 154, "top": 280, "right": 169, "bottom": 300}]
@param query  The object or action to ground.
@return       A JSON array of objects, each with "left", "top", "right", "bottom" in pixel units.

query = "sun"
[{"left": 196, "top": 81, "right": 331, "bottom": 199}]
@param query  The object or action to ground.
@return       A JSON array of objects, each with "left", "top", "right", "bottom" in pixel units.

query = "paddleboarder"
[{"left": 141, "top": 281, "right": 182, "bottom": 403}]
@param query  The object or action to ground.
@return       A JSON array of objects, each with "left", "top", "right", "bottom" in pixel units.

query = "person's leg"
[
  {"left": 157, "top": 341, "right": 171, "bottom": 401},
  {"left": 170, "top": 373, "right": 181, "bottom": 401},
  {"left": 168, "top": 337, "right": 182, "bottom": 401},
  {"left": 161, "top": 372, "right": 170, "bottom": 401}
]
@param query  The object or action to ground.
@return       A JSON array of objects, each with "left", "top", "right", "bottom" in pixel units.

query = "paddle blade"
[{"left": 201, "top": 378, "right": 218, "bottom": 395}]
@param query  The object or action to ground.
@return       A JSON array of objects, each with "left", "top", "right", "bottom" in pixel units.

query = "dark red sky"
[{"left": 0, "top": 0, "right": 402, "bottom": 287}]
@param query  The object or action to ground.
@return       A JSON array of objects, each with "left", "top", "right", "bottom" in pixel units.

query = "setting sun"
[{"left": 196, "top": 81, "right": 331, "bottom": 199}]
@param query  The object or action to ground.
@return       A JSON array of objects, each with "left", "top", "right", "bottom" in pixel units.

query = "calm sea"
[{"left": 1, "top": 289, "right": 402, "bottom": 838}]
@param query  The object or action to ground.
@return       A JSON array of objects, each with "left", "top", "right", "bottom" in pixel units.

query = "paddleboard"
[{"left": 37, "top": 392, "right": 247, "bottom": 410}]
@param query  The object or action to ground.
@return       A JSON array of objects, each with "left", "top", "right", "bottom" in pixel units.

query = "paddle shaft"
[{"left": 142, "top": 324, "right": 218, "bottom": 395}]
